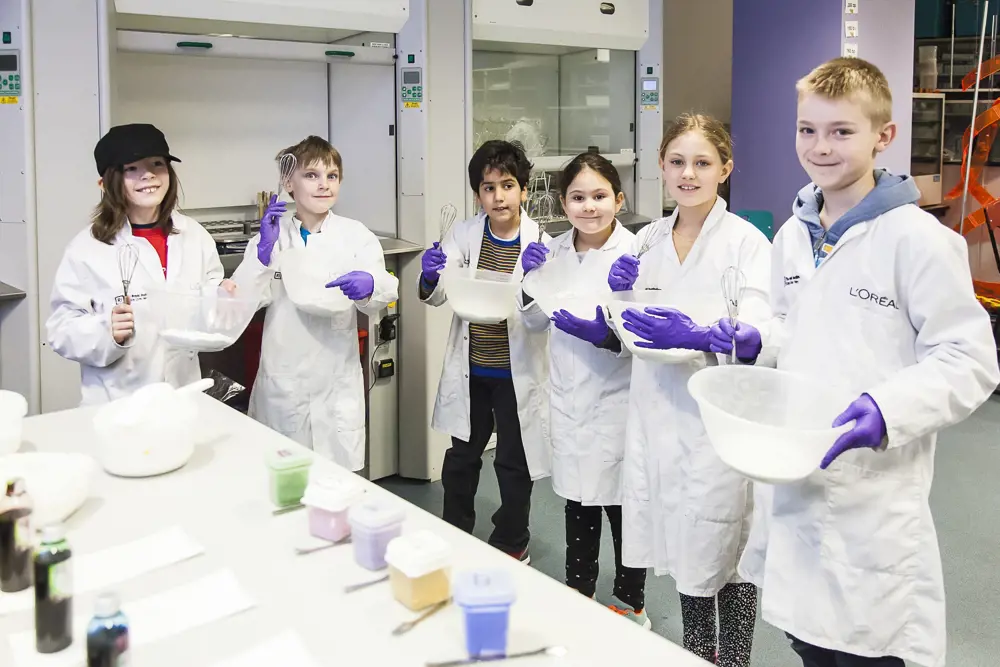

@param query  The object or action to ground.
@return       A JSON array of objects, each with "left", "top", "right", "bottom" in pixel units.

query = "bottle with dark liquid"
[
  {"left": 34, "top": 524, "right": 73, "bottom": 654},
  {"left": 0, "top": 477, "right": 33, "bottom": 592},
  {"left": 87, "top": 592, "right": 129, "bottom": 667}
]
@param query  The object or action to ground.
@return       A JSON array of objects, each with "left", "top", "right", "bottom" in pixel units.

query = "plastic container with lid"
[
  {"left": 385, "top": 531, "right": 452, "bottom": 611},
  {"left": 301, "top": 474, "right": 364, "bottom": 543},
  {"left": 348, "top": 499, "right": 405, "bottom": 571},
  {"left": 453, "top": 569, "right": 517, "bottom": 658},
  {"left": 265, "top": 448, "right": 314, "bottom": 508}
]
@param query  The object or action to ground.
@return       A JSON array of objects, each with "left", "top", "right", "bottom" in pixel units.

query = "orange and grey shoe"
[{"left": 608, "top": 594, "right": 651, "bottom": 630}]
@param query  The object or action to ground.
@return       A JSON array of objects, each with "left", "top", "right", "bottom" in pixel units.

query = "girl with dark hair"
[{"left": 518, "top": 153, "right": 648, "bottom": 627}]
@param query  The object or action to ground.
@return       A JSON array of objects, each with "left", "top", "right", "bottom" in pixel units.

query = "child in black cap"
[{"left": 46, "top": 123, "right": 232, "bottom": 405}]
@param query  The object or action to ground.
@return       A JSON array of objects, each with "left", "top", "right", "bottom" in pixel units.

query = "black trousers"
[
  {"left": 678, "top": 583, "right": 758, "bottom": 667},
  {"left": 788, "top": 636, "right": 905, "bottom": 667},
  {"left": 564, "top": 500, "right": 646, "bottom": 611},
  {"left": 441, "top": 375, "right": 532, "bottom": 554}
]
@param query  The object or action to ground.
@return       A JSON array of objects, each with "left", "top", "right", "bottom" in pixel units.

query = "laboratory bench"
[
  {"left": 0, "top": 395, "right": 710, "bottom": 667},
  {"left": 0, "top": 282, "right": 26, "bottom": 303}
]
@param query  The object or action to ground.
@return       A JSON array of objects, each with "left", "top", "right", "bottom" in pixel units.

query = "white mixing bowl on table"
[
  {"left": 606, "top": 288, "right": 725, "bottom": 363},
  {"left": 0, "top": 390, "right": 28, "bottom": 455},
  {"left": 92, "top": 380, "right": 210, "bottom": 478},
  {"left": 688, "top": 365, "right": 856, "bottom": 484}
]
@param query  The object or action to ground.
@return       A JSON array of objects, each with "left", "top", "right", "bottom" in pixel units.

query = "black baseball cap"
[{"left": 94, "top": 123, "right": 181, "bottom": 176}]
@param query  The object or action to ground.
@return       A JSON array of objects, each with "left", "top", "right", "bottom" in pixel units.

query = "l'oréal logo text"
[{"left": 850, "top": 287, "right": 899, "bottom": 310}]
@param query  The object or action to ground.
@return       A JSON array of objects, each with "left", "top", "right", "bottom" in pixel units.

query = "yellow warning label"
[
  {"left": 0, "top": 96, "right": 18, "bottom": 105},
  {"left": 404, "top": 102, "right": 421, "bottom": 109}
]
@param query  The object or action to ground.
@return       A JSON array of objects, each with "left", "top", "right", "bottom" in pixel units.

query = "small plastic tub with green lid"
[{"left": 266, "top": 448, "right": 313, "bottom": 508}]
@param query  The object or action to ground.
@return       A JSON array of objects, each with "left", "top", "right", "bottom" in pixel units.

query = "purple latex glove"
[
  {"left": 257, "top": 195, "right": 287, "bottom": 266},
  {"left": 608, "top": 254, "right": 640, "bottom": 292},
  {"left": 552, "top": 306, "right": 610, "bottom": 346},
  {"left": 821, "top": 394, "right": 887, "bottom": 469},
  {"left": 326, "top": 271, "right": 375, "bottom": 301},
  {"left": 708, "top": 319, "right": 763, "bottom": 362},
  {"left": 421, "top": 242, "right": 448, "bottom": 286},
  {"left": 620, "top": 307, "right": 712, "bottom": 351},
  {"left": 521, "top": 242, "right": 549, "bottom": 274}
]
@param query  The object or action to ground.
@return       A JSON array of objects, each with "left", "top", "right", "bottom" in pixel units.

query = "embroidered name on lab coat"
[
  {"left": 784, "top": 275, "right": 801, "bottom": 286},
  {"left": 849, "top": 287, "right": 899, "bottom": 310}
]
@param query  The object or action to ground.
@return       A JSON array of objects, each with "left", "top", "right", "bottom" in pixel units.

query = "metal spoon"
[
  {"left": 425, "top": 646, "right": 567, "bottom": 667},
  {"left": 295, "top": 536, "right": 351, "bottom": 556},
  {"left": 344, "top": 574, "right": 390, "bottom": 594},
  {"left": 392, "top": 598, "right": 451, "bottom": 636}
]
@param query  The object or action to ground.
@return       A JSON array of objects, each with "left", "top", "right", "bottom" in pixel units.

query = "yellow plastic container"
[{"left": 385, "top": 531, "right": 452, "bottom": 611}]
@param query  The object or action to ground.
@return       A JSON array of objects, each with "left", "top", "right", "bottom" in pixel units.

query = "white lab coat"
[
  {"left": 519, "top": 221, "right": 635, "bottom": 505},
  {"left": 423, "top": 211, "right": 551, "bottom": 480},
  {"left": 619, "top": 197, "right": 773, "bottom": 596},
  {"left": 47, "top": 213, "right": 224, "bottom": 406},
  {"left": 231, "top": 211, "right": 399, "bottom": 471},
  {"left": 738, "top": 204, "right": 1000, "bottom": 667}
]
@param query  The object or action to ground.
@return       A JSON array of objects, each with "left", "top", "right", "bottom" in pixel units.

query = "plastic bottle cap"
[
  {"left": 93, "top": 592, "right": 121, "bottom": 618},
  {"left": 39, "top": 524, "right": 65, "bottom": 544},
  {"left": 5, "top": 477, "right": 25, "bottom": 496}
]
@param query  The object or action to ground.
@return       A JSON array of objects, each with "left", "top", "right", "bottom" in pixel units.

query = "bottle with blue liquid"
[{"left": 86, "top": 592, "right": 129, "bottom": 667}]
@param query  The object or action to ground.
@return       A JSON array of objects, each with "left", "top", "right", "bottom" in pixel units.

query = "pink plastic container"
[{"left": 301, "top": 475, "right": 364, "bottom": 543}]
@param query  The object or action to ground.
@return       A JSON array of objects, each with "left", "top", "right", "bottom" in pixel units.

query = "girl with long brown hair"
[{"left": 46, "top": 124, "right": 229, "bottom": 405}]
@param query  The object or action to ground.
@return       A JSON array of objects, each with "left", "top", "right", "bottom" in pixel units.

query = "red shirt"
[{"left": 130, "top": 225, "right": 168, "bottom": 276}]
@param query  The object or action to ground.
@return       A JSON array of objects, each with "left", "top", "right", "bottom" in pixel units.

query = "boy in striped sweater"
[{"left": 419, "top": 141, "right": 551, "bottom": 563}]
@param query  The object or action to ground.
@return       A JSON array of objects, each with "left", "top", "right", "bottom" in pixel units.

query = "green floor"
[{"left": 378, "top": 396, "right": 1000, "bottom": 666}]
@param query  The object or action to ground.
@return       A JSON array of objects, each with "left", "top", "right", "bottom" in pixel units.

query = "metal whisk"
[
  {"left": 439, "top": 203, "right": 458, "bottom": 242},
  {"left": 636, "top": 224, "right": 667, "bottom": 259},
  {"left": 276, "top": 153, "right": 297, "bottom": 199},
  {"left": 721, "top": 266, "right": 747, "bottom": 363},
  {"left": 117, "top": 243, "right": 139, "bottom": 305},
  {"left": 535, "top": 193, "right": 555, "bottom": 242}
]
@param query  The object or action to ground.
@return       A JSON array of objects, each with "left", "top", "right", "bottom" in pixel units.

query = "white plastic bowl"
[
  {"left": 522, "top": 254, "right": 606, "bottom": 319},
  {"left": 278, "top": 246, "right": 354, "bottom": 316},
  {"left": 0, "top": 453, "right": 97, "bottom": 526},
  {"left": 93, "top": 383, "right": 200, "bottom": 478},
  {"left": 606, "top": 289, "right": 724, "bottom": 363},
  {"left": 442, "top": 266, "right": 519, "bottom": 324},
  {"left": 0, "top": 390, "right": 28, "bottom": 455},
  {"left": 688, "top": 365, "right": 855, "bottom": 484},
  {"left": 151, "top": 287, "right": 258, "bottom": 352}
]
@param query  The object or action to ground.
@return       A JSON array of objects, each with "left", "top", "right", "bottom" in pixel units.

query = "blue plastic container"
[{"left": 453, "top": 570, "right": 516, "bottom": 658}]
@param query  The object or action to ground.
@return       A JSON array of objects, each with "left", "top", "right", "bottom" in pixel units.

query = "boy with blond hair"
[
  {"left": 232, "top": 136, "right": 398, "bottom": 471},
  {"left": 719, "top": 58, "right": 999, "bottom": 667}
]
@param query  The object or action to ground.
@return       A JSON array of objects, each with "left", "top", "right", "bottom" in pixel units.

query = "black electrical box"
[{"left": 377, "top": 359, "right": 395, "bottom": 379}]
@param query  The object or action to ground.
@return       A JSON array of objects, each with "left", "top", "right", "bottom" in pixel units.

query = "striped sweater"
[{"left": 469, "top": 224, "right": 520, "bottom": 377}]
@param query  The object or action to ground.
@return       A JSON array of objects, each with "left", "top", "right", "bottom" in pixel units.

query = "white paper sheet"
[
  {"left": 209, "top": 631, "right": 320, "bottom": 667},
  {"left": 845, "top": 20, "right": 859, "bottom": 38},
  {"left": 8, "top": 570, "right": 255, "bottom": 667},
  {"left": 0, "top": 526, "right": 204, "bottom": 616},
  {"left": 843, "top": 42, "right": 859, "bottom": 58},
  {"left": 846, "top": 0, "right": 859, "bottom": 14}
]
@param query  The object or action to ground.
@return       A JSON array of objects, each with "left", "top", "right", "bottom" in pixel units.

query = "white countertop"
[{"left": 0, "top": 395, "right": 708, "bottom": 666}]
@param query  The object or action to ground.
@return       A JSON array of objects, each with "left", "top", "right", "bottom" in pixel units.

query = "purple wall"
[{"left": 730, "top": 0, "right": 844, "bottom": 225}]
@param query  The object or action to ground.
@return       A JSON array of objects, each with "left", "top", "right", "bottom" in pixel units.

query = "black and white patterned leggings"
[
  {"left": 678, "top": 583, "right": 757, "bottom": 667},
  {"left": 564, "top": 500, "right": 647, "bottom": 611}
]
